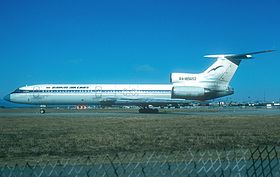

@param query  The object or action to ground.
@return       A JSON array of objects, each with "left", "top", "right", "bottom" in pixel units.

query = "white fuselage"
[
  {"left": 8, "top": 84, "right": 176, "bottom": 105},
  {"left": 6, "top": 82, "right": 233, "bottom": 106}
]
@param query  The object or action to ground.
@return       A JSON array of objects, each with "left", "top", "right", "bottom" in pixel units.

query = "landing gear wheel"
[{"left": 40, "top": 108, "right": 45, "bottom": 114}]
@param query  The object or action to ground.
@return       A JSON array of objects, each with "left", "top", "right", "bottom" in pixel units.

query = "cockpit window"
[
  {"left": 12, "top": 88, "right": 21, "bottom": 93},
  {"left": 12, "top": 89, "right": 31, "bottom": 93}
]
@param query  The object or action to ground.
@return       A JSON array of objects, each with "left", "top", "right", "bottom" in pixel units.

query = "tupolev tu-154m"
[{"left": 4, "top": 50, "right": 274, "bottom": 113}]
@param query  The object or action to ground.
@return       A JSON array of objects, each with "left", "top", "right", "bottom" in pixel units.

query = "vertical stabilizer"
[
  {"left": 202, "top": 50, "right": 274, "bottom": 87},
  {"left": 202, "top": 56, "right": 240, "bottom": 86}
]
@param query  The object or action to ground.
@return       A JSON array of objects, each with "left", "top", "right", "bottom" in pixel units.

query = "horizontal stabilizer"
[{"left": 204, "top": 50, "right": 275, "bottom": 60}]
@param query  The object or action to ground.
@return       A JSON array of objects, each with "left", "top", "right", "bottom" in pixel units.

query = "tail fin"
[{"left": 202, "top": 50, "right": 274, "bottom": 86}]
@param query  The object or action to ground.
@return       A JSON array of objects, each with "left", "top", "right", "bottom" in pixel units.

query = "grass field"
[{"left": 0, "top": 108, "right": 280, "bottom": 164}]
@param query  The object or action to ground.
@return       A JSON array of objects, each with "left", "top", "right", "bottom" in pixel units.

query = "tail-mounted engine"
[{"left": 171, "top": 86, "right": 210, "bottom": 100}]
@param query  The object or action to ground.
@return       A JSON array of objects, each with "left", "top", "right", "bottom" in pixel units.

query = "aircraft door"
[
  {"left": 95, "top": 86, "right": 102, "bottom": 98},
  {"left": 33, "top": 86, "right": 40, "bottom": 98}
]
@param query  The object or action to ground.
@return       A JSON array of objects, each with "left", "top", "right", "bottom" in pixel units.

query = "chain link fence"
[{"left": 1, "top": 146, "right": 279, "bottom": 177}]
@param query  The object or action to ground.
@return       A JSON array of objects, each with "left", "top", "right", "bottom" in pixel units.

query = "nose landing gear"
[
  {"left": 39, "top": 105, "right": 47, "bottom": 114},
  {"left": 40, "top": 108, "right": 46, "bottom": 114}
]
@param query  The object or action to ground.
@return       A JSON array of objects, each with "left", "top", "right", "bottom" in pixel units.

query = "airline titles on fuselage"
[{"left": 48, "top": 86, "right": 89, "bottom": 89}]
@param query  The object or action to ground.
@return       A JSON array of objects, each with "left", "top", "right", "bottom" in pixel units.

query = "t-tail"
[{"left": 170, "top": 50, "right": 274, "bottom": 100}]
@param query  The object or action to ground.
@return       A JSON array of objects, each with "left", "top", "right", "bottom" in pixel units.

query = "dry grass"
[{"left": 0, "top": 108, "right": 280, "bottom": 164}]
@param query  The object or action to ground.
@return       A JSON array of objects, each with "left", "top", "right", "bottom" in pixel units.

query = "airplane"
[{"left": 4, "top": 50, "right": 274, "bottom": 113}]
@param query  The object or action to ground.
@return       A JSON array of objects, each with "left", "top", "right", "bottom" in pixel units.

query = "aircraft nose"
[{"left": 4, "top": 94, "right": 10, "bottom": 101}]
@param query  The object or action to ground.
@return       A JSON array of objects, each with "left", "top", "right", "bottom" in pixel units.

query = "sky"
[{"left": 0, "top": 0, "right": 279, "bottom": 105}]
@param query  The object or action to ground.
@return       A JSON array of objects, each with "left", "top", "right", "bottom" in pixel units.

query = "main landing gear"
[{"left": 138, "top": 107, "right": 159, "bottom": 113}]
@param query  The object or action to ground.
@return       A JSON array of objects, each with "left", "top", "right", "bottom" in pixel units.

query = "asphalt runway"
[{"left": 0, "top": 107, "right": 280, "bottom": 118}]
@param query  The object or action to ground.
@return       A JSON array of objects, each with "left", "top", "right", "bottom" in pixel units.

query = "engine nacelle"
[
  {"left": 171, "top": 86, "right": 210, "bottom": 99},
  {"left": 170, "top": 73, "right": 198, "bottom": 83}
]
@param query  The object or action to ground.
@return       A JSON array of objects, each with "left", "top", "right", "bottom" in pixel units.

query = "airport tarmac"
[{"left": 0, "top": 107, "right": 279, "bottom": 118}]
